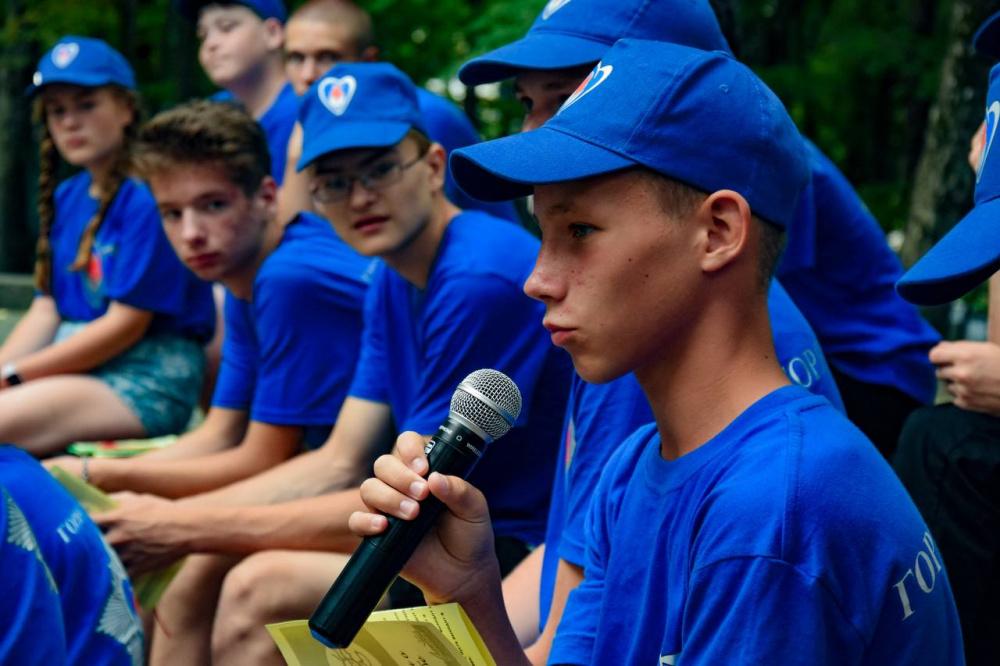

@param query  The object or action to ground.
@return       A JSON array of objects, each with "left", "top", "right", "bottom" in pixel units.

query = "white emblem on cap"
[
  {"left": 542, "top": 0, "right": 572, "bottom": 20},
  {"left": 52, "top": 42, "right": 80, "bottom": 69},
  {"left": 32, "top": 71, "right": 43, "bottom": 87},
  {"left": 559, "top": 62, "right": 613, "bottom": 113},
  {"left": 318, "top": 75, "right": 357, "bottom": 117},
  {"left": 978, "top": 100, "right": 1000, "bottom": 183}
]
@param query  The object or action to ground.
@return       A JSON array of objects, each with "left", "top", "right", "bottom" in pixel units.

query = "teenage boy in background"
[
  {"left": 176, "top": 0, "right": 297, "bottom": 185},
  {"left": 354, "top": 39, "right": 964, "bottom": 665},
  {"left": 460, "top": 0, "right": 939, "bottom": 458},
  {"left": 453, "top": 2, "right": 844, "bottom": 659},
  {"left": 95, "top": 64, "right": 569, "bottom": 665},
  {"left": 276, "top": 0, "right": 517, "bottom": 223}
]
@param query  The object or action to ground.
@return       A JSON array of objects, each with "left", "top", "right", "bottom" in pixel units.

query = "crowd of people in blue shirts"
[{"left": 0, "top": 0, "right": 997, "bottom": 664}]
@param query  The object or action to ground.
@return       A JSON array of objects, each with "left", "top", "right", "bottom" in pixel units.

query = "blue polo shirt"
[
  {"left": 778, "top": 140, "right": 940, "bottom": 403},
  {"left": 348, "top": 211, "right": 572, "bottom": 545},
  {"left": 538, "top": 279, "right": 844, "bottom": 628},
  {"left": 48, "top": 173, "right": 215, "bottom": 342},
  {"left": 0, "top": 446, "right": 143, "bottom": 665},
  {"left": 550, "top": 386, "right": 964, "bottom": 665},
  {"left": 212, "top": 212, "right": 377, "bottom": 446}
]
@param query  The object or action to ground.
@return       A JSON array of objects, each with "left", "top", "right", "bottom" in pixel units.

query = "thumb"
[{"left": 426, "top": 472, "right": 490, "bottom": 526}]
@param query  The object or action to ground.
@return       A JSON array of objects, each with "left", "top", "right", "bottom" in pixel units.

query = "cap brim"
[
  {"left": 458, "top": 32, "right": 608, "bottom": 85},
  {"left": 297, "top": 121, "right": 411, "bottom": 171},
  {"left": 974, "top": 11, "right": 1000, "bottom": 60},
  {"left": 450, "top": 127, "right": 635, "bottom": 201},
  {"left": 897, "top": 197, "right": 1000, "bottom": 304},
  {"left": 25, "top": 73, "right": 128, "bottom": 97}
]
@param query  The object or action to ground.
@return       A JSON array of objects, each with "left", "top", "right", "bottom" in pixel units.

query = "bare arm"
[
  {"left": 185, "top": 397, "right": 394, "bottom": 507},
  {"left": 524, "top": 559, "right": 584, "bottom": 665},
  {"left": 135, "top": 407, "right": 249, "bottom": 462},
  {"left": 13, "top": 301, "right": 152, "bottom": 381},
  {"left": 275, "top": 123, "right": 314, "bottom": 225},
  {"left": 87, "top": 418, "right": 300, "bottom": 498},
  {"left": 502, "top": 545, "right": 544, "bottom": 646},
  {"left": 988, "top": 271, "right": 1000, "bottom": 345},
  {"left": 0, "top": 296, "right": 61, "bottom": 364}
]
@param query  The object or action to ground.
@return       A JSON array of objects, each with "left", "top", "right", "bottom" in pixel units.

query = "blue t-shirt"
[
  {"left": 0, "top": 486, "right": 66, "bottom": 664},
  {"left": 212, "top": 83, "right": 299, "bottom": 185},
  {"left": 212, "top": 212, "right": 377, "bottom": 447},
  {"left": 415, "top": 88, "right": 519, "bottom": 223},
  {"left": 778, "top": 140, "right": 940, "bottom": 403},
  {"left": 349, "top": 211, "right": 572, "bottom": 545},
  {"left": 550, "top": 386, "right": 964, "bottom": 665},
  {"left": 48, "top": 173, "right": 215, "bottom": 342},
  {"left": 0, "top": 446, "right": 143, "bottom": 665},
  {"left": 538, "top": 279, "right": 844, "bottom": 628}
]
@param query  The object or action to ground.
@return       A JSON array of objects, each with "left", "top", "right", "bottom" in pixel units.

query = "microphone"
[{"left": 309, "top": 369, "right": 523, "bottom": 649}]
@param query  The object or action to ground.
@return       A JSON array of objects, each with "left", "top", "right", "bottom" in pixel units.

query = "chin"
[{"left": 570, "top": 355, "right": 630, "bottom": 386}]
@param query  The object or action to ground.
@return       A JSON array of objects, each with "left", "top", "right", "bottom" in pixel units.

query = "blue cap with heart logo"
[
  {"left": 28, "top": 36, "right": 136, "bottom": 96},
  {"left": 898, "top": 65, "right": 1000, "bottom": 304},
  {"left": 175, "top": 0, "right": 287, "bottom": 23},
  {"left": 297, "top": 62, "right": 427, "bottom": 171},
  {"left": 451, "top": 39, "right": 808, "bottom": 230},
  {"left": 458, "top": 0, "right": 731, "bottom": 86}
]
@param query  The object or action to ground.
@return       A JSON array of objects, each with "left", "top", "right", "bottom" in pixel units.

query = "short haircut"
[
  {"left": 290, "top": 0, "right": 375, "bottom": 53},
  {"left": 643, "top": 171, "right": 786, "bottom": 291},
  {"left": 132, "top": 100, "right": 271, "bottom": 197}
]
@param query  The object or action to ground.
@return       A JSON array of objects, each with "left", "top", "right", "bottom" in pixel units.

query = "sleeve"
[
  {"left": 347, "top": 277, "right": 391, "bottom": 405},
  {"left": 101, "top": 183, "right": 190, "bottom": 315},
  {"left": 680, "top": 557, "right": 863, "bottom": 665},
  {"left": 249, "top": 262, "right": 366, "bottom": 425},
  {"left": 557, "top": 376, "right": 651, "bottom": 568},
  {"left": 212, "top": 293, "right": 258, "bottom": 411},
  {"left": 397, "top": 273, "right": 546, "bottom": 435},
  {"left": 0, "top": 490, "right": 67, "bottom": 664}
]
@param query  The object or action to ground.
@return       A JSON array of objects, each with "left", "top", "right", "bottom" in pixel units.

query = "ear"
[
  {"left": 255, "top": 175, "right": 279, "bottom": 218},
  {"left": 263, "top": 18, "right": 285, "bottom": 51},
  {"left": 698, "top": 190, "right": 751, "bottom": 274},
  {"left": 424, "top": 143, "right": 448, "bottom": 193}
]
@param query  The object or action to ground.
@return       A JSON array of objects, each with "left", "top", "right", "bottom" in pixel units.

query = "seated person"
[
  {"left": 894, "top": 22, "right": 1000, "bottom": 663},
  {"left": 276, "top": 0, "right": 518, "bottom": 223},
  {"left": 95, "top": 63, "right": 570, "bottom": 666},
  {"left": 2, "top": 445, "right": 143, "bottom": 664},
  {"left": 459, "top": 0, "right": 940, "bottom": 458},
  {"left": 51, "top": 99, "right": 374, "bottom": 506},
  {"left": 0, "top": 36, "right": 214, "bottom": 457},
  {"left": 355, "top": 40, "right": 964, "bottom": 664}
]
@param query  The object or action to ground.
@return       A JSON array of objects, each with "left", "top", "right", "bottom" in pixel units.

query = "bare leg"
[
  {"left": 212, "top": 550, "right": 350, "bottom": 666},
  {"left": 0, "top": 376, "right": 145, "bottom": 457},
  {"left": 149, "top": 554, "right": 242, "bottom": 666}
]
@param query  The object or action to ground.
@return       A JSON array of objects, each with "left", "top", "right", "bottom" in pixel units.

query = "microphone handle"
[{"left": 309, "top": 414, "right": 487, "bottom": 649}]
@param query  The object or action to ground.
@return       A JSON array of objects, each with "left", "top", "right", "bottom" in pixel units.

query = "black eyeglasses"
[{"left": 311, "top": 149, "right": 428, "bottom": 203}]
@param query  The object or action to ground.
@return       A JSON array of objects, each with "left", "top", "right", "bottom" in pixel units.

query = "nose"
[
  {"left": 520, "top": 112, "right": 544, "bottom": 132},
  {"left": 301, "top": 58, "right": 323, "bottom": 89},
  {"left": 523, "top": 244, "right": 564, "bottom": 304},
  {"left": 346, "top": 177, "right": 377, "bottom": 210},
  {"left": 180, "top": 209, "right": 207, "bottom": 246}
]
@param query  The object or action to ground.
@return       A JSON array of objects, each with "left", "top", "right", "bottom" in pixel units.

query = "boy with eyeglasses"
[{"left": 96, "top": 64, "right": 570, "bottom": 665}]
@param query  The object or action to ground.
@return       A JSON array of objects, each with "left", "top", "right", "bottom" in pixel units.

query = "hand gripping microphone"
[{"left": 309, "top": 369, "right": 522, "bottom": 649}]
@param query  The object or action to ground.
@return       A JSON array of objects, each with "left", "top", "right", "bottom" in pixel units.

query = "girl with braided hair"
[{"left": 0, "top": 36, "right": 215, "bottom": 458}]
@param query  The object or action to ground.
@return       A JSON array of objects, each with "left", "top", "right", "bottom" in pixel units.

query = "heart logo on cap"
[
  {"left": 978, "top": 100, "right": 1000, "bottom": 183},
  {"left": 52, "top": 42, "right": 80, "bottom": 69},
  {"left": 542, "top": 0, "right": 572, "bottom": 20},
  {"left": 558, "top": 62, "right": 613, "bottom": 114},
  {"left": 318, "top": 76, "right": 357, "bottom": 117}
]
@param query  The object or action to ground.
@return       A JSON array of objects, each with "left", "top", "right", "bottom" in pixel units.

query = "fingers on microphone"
[
  {"left": 394, "top": 431, "right": 430, "bottom": 475},
  {"left": 348, "top": 511, "right": 388, "bottom": 536},
  {"left": 426, "top": 472, "right": 489, "bottom": 524},
  {"left": 373, "top": 454, "right": 429, "bottom": 500},
  {"left": 360, "top": 475, "right": 422, "bottom": 520}
]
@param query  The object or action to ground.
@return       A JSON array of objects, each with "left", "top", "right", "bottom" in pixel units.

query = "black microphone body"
[{"left": 309, "top": 370, "right": 521, "bottom": 649}]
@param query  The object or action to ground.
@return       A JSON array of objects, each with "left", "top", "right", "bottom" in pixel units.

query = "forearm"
[
  {"left": 185, "top": 446, "right": 362, "bottom": 507},
  {"left": 437, "top": 575, "right": 530, "bottom": 666},
  {"left": 16, "top": 306, "right": 149, "bottom": 380},
  {"left": 0, "top": 298, "right": 60, "bottom": 364},
  {"left": 989, "top": 271, "right": 1000, "bottom": 344}
]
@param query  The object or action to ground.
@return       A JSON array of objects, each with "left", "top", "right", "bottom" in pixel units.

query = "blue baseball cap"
[
  {"left": 175, "top": 0, "right": 287, "bottom": 23},
  {"left": 451, "top": 39, "right": 808, "bottom": 230},
  {"left": 458, "top": 0, "right": 731, "bottom": 86},
  {"left": 897, "top": 65, "right": 1000, "bottom": 304},
  {"left": 974, "top": 11, "right": 1000, "bottom": 60},
  {"left": 28, "top": 36, "right": 135, "bottom": 95},
  {"left": 297, "top": 62, "right": 427, "bottom": 171}
]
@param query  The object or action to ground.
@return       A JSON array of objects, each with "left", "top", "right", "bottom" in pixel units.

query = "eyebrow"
[
  {"left": 314, "top": 147, "right": 395, "bottom": 174},
  {"left": 540, "top": 201, "right": 574, "bottom": 218}
]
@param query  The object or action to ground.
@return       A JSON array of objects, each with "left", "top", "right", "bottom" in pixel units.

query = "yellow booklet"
[
  {"left": 267, "top": 603, "right": 496, "bottom": 666},
  {"left": 48, "top": 465, "right": 184, "bottom": 610}
]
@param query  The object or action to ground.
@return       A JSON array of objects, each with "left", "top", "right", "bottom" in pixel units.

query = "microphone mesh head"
[{"left": 450, "top": 369, "right": 522, "bottom": 440}]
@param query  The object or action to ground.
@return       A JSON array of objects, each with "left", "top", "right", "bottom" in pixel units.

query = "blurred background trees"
[{"left": 1, "top": 0, "right": 998, "bottom": 319}]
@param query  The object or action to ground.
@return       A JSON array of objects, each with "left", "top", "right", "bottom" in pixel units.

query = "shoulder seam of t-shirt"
[{"left": 690, "top": 554, "right": 865, "bottom": 644}]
